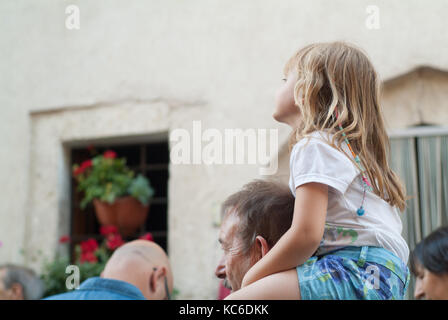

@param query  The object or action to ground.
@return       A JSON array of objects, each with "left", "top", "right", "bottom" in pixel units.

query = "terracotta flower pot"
[{"left": 93, "top": 196, "right": 149, "bottom": 237}]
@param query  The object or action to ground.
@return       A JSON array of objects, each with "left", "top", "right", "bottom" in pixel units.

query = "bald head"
[
  {"left": 102, "top": 240, "right": 173, "bottom": 300},
  {"left": 105, "top": 240, "right": 169, "bottom": 267}
]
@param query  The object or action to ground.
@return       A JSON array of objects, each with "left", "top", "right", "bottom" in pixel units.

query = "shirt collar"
[{"left": 79, "top": 277, "right": 146, "bottom": 300}]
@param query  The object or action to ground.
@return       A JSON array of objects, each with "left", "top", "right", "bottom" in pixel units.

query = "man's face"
[
  {"left": 0, "top": 268, "right": 24, "bottom": 300},
  {"left": 0, "top": 268, "right": 10, "bottom": 299},
  {"left": 0, "top": 268, "right": 13, "bottom": 300},
  {"left": 215, "top": 212, "right": 254, "bottom": 292}
]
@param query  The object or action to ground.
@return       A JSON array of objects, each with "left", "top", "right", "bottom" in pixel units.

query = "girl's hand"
[{"left": 225, "top": 269, "right": 300, "bottom": 300}]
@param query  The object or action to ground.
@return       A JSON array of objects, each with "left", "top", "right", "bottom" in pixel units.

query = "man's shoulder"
[
  {"left": 42, "top": 277, "right": 146, "bottom": 300},
  {"left": 43, "top": 291, "right": 85, "bottom": 300},
  {"left": 43, "top": 288, "right": 140, "bottom": 300}
]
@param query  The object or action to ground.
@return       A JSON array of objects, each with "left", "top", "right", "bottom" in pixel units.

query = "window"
[
  {"left": 69, "top": 140, "right": 169, "bottom": 260},
  {"left": 389, "top": 125, "right": 448, "bottom": 298}
]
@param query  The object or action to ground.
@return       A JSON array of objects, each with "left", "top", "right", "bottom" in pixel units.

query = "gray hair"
[
  {"left": 221, "top": 179, "right": 295, "bottom": 254},
  {"left": 0, "top": 264, "right": 44, "bottom": 300}
]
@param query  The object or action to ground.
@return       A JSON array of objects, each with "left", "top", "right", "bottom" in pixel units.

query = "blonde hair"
[{"left": 284, "top": 41, "right": 406, "bottom": 211}]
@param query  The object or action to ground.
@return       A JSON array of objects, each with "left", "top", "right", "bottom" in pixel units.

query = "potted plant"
[{"left": 73, "top": 150, "right": 155, "bottom": 236}]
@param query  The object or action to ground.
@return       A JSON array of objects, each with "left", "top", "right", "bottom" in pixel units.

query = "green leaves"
[
  {"left": 76, "top": 154, "right": 154, "bottom": 209},
  {"left": 40, "top": 255, "right": 107, "bottom": 298},
  {"left": 128, "top": 174, "right": 155, "bottom": 206},
  {"left": 40, "top": 255, "right": 71, "bottom": 297},
  {"left": 41, "top": 239, "right": 112, "bottom": 297}
]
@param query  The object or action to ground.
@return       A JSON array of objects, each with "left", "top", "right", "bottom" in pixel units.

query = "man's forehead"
[{"left": 219, "top": 210, "right": 240, "bottom": 242}]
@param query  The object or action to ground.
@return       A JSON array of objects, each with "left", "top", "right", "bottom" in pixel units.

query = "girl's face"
[
  {"left": 273, "top": 71, "right": 301, "bottom": 128},
  {"left": 414, "top": 264, "right": 448, "bottom": 300}
]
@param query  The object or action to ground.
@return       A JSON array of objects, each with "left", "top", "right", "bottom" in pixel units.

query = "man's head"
[
  {"left": 215, "top": 179, "right": 295, "bottom": 291},
  {"left": 0, "top": 264, "right": 44, "bottom": 300},
  {"left": 101, "top": 240, "right": 173, "bottom": 300}
]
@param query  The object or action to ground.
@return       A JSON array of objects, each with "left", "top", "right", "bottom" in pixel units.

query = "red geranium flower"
[
  {"left": 106, "top": 234, "right": 124, "bottom": 250},
  {"left": 80, "top": 238, "right": 98, "bottom": 253},
  {"left": 103, "top": 150, "right": 117, "bottom": 159},
  {"left": 73, "top": 159, "right": 93, "bottom": 176},
  {"left": 100, "top": 225, "right": 118, "bottom": 236},
  {"left": 80, "top": 159, "right": 92, "bottom": 170},
  {"left": 80, "top": 251, "right": 98, "bottom": 263},
  {"left": 139, "top": 232, "right": 154, "bottom": 242},
  {"left": 59, "top": 235, "right": 70, "bottom": 244}
]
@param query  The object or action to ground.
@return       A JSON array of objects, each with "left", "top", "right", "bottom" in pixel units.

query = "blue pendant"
[{"left": 357, "top": 207, "right": 365, "bottom": 216}]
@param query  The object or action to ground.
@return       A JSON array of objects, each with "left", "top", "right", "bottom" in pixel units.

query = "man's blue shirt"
[{"left": 43, "top": 277, "right": 146, "bottom": 300}]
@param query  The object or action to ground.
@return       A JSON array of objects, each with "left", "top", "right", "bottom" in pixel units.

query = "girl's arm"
[
  {"left": 225, "top": 269, "right": 300, "bottom": 300},
  {"left": 241, "top": 182, "right": 328, "bottom": 288}
]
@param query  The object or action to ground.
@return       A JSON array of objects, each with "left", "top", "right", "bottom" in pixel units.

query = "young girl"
[{"left": 226, "top": 41, "right": 410, "bottom": 300}]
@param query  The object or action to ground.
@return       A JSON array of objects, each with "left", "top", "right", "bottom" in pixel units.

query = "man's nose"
[{"left": 215, "top": 257, "right": 226, "bottom": 279}]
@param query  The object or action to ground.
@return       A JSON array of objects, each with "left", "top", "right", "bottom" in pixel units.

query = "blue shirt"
[{"left": 43, "top": 277, "right": 146, "bottom": 300}]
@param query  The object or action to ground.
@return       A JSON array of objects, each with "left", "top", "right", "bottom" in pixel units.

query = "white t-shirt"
[{"left": 289, "top": 130, "right": 409, "bottom": 264}]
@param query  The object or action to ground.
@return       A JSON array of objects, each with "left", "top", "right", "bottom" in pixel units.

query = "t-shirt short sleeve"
[{"left": 290, "top": 137, "right": 359, "bottom": 195}]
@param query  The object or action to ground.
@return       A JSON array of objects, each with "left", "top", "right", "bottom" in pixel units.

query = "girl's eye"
[{"left": 281, "top": 78, "right": 287, "bottom": 82}]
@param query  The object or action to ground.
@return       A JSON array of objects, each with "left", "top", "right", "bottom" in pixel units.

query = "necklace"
[{"left": 334, "top": 108, "right": 372, "bottom": 216}]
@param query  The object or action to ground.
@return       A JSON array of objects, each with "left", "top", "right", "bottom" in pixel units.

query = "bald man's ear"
[
  {"left": 149, "top": 272, "right": 156, "bottom": 293},
  {"left": 149, "top": 267, "right": 166, "bottom": 293}
]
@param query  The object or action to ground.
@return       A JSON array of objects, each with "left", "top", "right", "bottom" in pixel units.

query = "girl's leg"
[{"left": 225, "top": 269, "right": 301, "bottom": 300}]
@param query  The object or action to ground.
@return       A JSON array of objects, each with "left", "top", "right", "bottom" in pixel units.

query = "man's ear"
[
  {"left": 255, "top": 236, "right": 270, "bottom": 258},
  {"left": 157, "top": 266, "right": 167, "bottom": 279},
  {"left": 149, "top": 269, "right": 157, "bottom": 293},
  {"left": 149, "top": 267, "right": 166, "bottom": 293}
]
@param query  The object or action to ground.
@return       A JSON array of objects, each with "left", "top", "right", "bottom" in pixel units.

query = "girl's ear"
[{"left": 255, "top": 236, "right": 270, "bottom": 258}]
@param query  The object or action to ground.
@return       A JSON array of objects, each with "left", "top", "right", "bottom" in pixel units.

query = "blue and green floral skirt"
[{"left": 296, "top": 246, "right": 410, "bottom": 300}]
